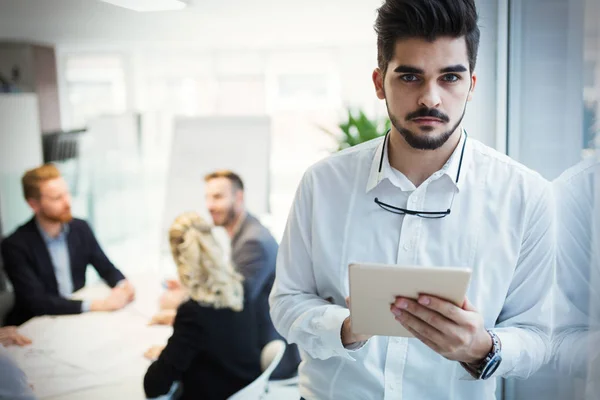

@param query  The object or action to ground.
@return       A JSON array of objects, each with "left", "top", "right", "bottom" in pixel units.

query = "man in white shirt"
[
  {"left": 269, "top": 0, "right": 554, "bottom": 399},
  {"left": 552, "top": 154, "right": 600, "bottom": 398}
]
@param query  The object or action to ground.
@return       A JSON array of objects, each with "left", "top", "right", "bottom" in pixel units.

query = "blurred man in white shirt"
[{"left": 552, "top": 153, "right": 600, "bottom": 399}]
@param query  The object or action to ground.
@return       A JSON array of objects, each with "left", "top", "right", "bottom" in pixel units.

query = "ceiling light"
[{"left": 99, "top": 0, "right": 188, "bottom": 12}]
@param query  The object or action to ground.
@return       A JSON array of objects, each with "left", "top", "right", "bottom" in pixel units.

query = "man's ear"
[
  {"left": 467, "top": 73, "right": 477, "bottom": 102},
  {"left": 235, "top": 190, "right": 244, "bottom": 207},
  {"left": 373, "top": 68, "right": 386, "bottom": 100},
  {"left": 26, "top": 198, "right": 40, "bottom": 213}
]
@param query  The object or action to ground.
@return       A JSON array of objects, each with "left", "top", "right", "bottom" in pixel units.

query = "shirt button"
[{"left": 403, "top": 243, "right": 411, "bottom": 251}]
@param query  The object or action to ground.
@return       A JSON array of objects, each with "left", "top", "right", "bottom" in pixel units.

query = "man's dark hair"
[
  {"left": 204, "top": 170, "right": 244, "bottom": 192},
  {"left": 374, "top": 0, "right": 480, "bottom": 74}
]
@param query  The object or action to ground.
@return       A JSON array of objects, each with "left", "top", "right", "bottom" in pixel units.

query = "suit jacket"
[
  {"left": 231, "top": 213, "right": 301, "bottom": 380},
  {"left": 144, "top": 299, "right": 263, "bottom": 400},
  {"left": 1, "top": 217, "right": 125, "bottom": 325}
]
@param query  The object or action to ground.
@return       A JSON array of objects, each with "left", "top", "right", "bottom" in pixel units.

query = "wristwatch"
[{"left": 461, "top": 329, "right": 502, "bottom": 380}]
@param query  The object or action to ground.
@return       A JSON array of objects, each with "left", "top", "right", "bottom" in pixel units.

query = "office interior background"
[{"left": 0, "top": 0, "right": 598, "bottom": 399}]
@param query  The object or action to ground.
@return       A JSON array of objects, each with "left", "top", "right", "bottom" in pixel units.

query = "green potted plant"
[{"left": 322, "top": 109, "right": 391, "bottom": 152}]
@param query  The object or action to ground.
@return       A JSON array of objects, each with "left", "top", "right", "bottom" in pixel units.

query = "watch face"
[{"left": 481, "top": 355, "right": 502, "bottom": 380}]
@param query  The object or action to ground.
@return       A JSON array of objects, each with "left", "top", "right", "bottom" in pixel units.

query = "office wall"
[{"left": 0, "top": 93, "right": 42, "bottom": 236}]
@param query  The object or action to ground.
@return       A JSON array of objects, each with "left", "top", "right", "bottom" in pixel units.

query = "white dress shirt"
[
  {"left": 552, "top": 154, "right": 600, "bottom": 396},
  {"left": 270, "top": 132, "right": 554, "bottom": 400},
  {"left": 35, "top": 221, "right": 93, "bottom": 312}
]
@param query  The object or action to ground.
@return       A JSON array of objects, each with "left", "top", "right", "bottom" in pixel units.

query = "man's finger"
[
  {"left": 18, "top": 335, "right": 32, "bottom": 345},
  {"left": 404, "top": 325, "right": 441, "bottom": 353},
  {"left": 393, "top": 298, "right": 455, "bottom": 333},
  {"left": 413, "top": 295, "right": 465, "bottom": 323},
  {"left": 166, "top": 279, "right": 180, "bottom": 290},
  {"left": 391, "top": 305, "right": 445, "bottom": 345}
]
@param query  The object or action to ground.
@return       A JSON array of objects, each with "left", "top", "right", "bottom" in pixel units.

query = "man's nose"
[{"left": 417, "top": 82, "right": 442, "bottom": 109}]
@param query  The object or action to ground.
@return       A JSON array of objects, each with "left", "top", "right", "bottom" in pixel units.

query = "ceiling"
[
  {"left": 0, "top": 0, "right": 596, "bottom": 54},
  {"left": 0, "top": 0, "right": 382, "bottom": 49}
]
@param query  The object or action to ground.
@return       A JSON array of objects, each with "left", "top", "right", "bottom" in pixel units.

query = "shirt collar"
[
  {"left": 366, "top": 129, "right": 470, "bottom": 193},
  {"left": 35, "top": 219, "right": 70, "bottom": 243}
]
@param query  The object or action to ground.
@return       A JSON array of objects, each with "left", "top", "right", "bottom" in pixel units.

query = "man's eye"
[
  {"left": 442, "top": 74, "right": 460, "bottom": 82},
  {"left": 400, "top": 74, "right": 419, "bottom": 82}
]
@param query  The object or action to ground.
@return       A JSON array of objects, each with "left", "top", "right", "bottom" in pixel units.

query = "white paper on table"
[
  {"left": 37, "top": 310, "right": 171, "bottom": 373},
  {"left": 10, "top": 276, "right": 173, "bottom": 398}
]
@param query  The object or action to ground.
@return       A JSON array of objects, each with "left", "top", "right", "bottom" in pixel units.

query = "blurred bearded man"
[{"left": 2, "top": 163, "right": 135, "bottom": 325}]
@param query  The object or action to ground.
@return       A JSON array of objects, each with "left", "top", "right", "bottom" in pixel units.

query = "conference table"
[
  {"left": 5, "top": 276, "right": 174, "bottom": 399},
  {"left": 6, "top": 276, "right": 300, "bottom": 400}
]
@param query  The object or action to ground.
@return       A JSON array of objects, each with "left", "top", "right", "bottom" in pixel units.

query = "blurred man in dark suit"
[{"left": 1, "top": 164, "right": 135, "bottom": 325}]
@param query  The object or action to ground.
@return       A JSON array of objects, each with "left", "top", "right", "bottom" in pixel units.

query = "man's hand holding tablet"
[
  {"left": 390, "top": 295, "right": 493, "bottom": 364},
  {"left": 347, "top": 263, "right": 493, "bottom": 365}
]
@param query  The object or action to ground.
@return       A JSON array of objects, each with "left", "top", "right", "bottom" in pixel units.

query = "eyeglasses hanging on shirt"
[{"left": 374, "top": 129, "right": 467, "bottom": 219}]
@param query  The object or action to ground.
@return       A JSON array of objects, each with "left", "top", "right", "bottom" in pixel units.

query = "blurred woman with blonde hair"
[{"left": 144, "top": 212, "right": 265, "bottom": 400}]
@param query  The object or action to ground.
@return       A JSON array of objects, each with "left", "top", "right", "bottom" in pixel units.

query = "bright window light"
[{"left": 99, "top": 0, "right": 187, "bottom": 12}]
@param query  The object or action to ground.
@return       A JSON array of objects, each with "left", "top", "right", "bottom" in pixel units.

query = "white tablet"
[{"left": 348, "top": 263, "right": 472, "bottom": 338}]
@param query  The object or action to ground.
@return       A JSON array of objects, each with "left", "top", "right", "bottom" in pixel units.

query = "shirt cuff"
[
  {"left": 116, "top": 279, "right": 126, "bottom": 287},
  {"left": 81, "top": 300, "right": 92, "bottom": 313},
  {"left": 319, "top": 306, "right": 368, "bottom": 361}
]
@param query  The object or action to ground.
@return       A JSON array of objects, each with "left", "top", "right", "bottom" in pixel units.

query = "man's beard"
[
  {"left": 214, "top": 207, "right": 237, "bottom": 227},
  {"left": 41, "top": 209, "right": 73, "bottom": 224},
  {"left": 386, "top": 102, "right": 467, "bottom": 151}
]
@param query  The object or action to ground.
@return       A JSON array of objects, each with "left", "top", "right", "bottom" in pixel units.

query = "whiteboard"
[{"left": 160, "top": 116, "right": 271, "bottom": 266}]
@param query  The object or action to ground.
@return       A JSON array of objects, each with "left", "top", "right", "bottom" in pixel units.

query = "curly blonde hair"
[{"left": 169, "top": 212, "right": 244, "bottom": 311}]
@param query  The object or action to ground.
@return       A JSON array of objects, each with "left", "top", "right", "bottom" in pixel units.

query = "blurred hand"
[
  {"left": 149, "top": 309, "right": 177, "bottom": 326},
  {"left": 144, "top": 345, "right": 165, "bottom": 361},
  {"left": 118, "top": 280, "right": 136, "bottom": 302},
  {"left": 341, "top": 297, "right": 372, "bottom": 346},
  {"left": 159, "top": 288, "right": 187, "bottom": 310},
  {"left": 91, "top": 287, "right": 132, "bottom": 312},
  {"left": 0, "top": 326, "right": 32, "bottom": 347},
  {"left": 106, "top": 287, "right": 133, "bottom": 310},
  {"left": 164, "top": 279, "right": 182, "bottom": 291}
]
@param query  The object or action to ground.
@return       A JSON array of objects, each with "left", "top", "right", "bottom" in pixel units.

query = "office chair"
[
  {"left": 0, "top": 238, "right": 15, "bottom": 327},
  {"left": 227, "top": 340, "right": 286, "bottom": 400}
]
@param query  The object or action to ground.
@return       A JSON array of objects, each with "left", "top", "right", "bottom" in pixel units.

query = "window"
[{"left": 63, "top": 54, "right": 127, "bottom": 128}]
